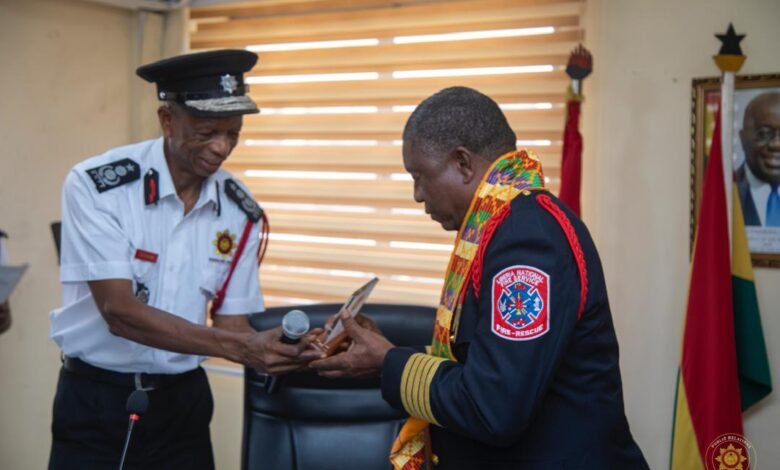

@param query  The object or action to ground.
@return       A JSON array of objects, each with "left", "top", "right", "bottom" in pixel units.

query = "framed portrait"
[{"left": 691, "top": 73, "right": 780, "bottom": 268}]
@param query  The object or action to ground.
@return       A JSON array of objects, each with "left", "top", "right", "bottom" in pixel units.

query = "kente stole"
[{"left": 390, "top": 149, "right": 545, "bottom": 470}]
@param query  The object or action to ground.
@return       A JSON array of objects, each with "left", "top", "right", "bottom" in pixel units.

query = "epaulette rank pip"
[
  {"left": 85, "top": 158, "right": 141, "bottom": 193},
  {"left": 224, "top": 179, "right": 262, "bottom": 223}
]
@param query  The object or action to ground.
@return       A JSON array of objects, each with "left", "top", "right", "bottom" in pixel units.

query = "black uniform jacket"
[{"left": 382, "top": 192, "right": 649, "bottom": 469}]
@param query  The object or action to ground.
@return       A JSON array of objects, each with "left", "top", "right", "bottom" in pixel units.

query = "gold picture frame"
[{"left": 691, "top": 73, "right": 780, "bottom": 268}]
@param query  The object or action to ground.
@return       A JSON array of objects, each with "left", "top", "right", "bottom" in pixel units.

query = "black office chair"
[
  {"left": 243, "top": 303, "right": 436, "bottom": 470},
  {"left": 51, "top": 221, "right": 61, "bottom": 264}
]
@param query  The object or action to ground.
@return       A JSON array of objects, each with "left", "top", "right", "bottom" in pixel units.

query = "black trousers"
[{"left": 48, "top": 365, "right": 215, "bottom": 470}]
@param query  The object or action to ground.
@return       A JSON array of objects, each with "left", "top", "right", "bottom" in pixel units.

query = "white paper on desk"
[{"left": 0, "top": 264, "right": 28, "bottom": 303}]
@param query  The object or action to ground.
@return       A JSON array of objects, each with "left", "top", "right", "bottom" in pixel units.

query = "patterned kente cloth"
[{"left": 389, "top": 149, "right": 545, "bottom": 470}]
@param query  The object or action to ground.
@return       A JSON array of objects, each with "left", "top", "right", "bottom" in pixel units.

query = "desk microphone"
[
  {"left": 118, "top": 389, "right": 148, "bottom": 470},
  {"left": 266, "top": 310, "right": 310, "bottom": 393}
]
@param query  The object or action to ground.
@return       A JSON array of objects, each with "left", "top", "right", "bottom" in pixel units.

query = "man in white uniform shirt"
[
  {"left": 737, "top": 92, "right": 780, "bottom": 226},
  {"left": 49, "top": 50, "right": 306, "bottom": 469}
]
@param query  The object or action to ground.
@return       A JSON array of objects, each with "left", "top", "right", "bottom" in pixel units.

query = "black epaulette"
[
  {"left": 85, "top": 158, "right": 141, "bottom": 193},
  {"left": 0, "top": 230, "right": 6, "bottom": 239},
  {"left": 224, "top": 178, "right": 262, "bottom": 223},
  {"left": 144, "top": 169, "right": 160, "bottom": 205}
]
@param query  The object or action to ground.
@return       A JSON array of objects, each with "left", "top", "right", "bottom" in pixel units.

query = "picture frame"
[{"left": 690, "top": 73, "right": 780, "bottom": 268}]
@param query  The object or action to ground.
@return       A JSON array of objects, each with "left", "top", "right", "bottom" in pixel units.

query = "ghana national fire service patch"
[
  {"left": 492, "top": 265, "right": 550, "bottom": 341},
  {"left": 212, "top": 229, "right": 237, "bottom": 260}
]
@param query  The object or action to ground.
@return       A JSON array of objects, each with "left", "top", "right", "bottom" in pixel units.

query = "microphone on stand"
[
  {"left": 118, "top": 389, "right": 148, "bottom": 470},
  {"left": 266, "top": 309, "right": 310, "bottom": 393}
]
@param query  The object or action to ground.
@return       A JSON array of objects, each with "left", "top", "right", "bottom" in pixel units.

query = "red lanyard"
[{"left": 209, "top": 219, "right": 254, "bottom": 317}]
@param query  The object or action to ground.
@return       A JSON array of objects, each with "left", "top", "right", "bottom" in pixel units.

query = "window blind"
[{"left": 190, "top": 0, "right": 585, "bottom": 308}]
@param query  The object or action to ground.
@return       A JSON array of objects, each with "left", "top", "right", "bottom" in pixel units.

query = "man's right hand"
[{"left": 243, "top": 326, "right": 314, "bottom": 375}]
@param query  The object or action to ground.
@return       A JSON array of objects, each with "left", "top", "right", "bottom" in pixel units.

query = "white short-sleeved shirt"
[{"left": 50, "top": 137, "right": 265, "bottom": 374}]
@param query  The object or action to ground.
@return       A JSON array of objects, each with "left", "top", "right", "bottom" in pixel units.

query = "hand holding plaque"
[
  {"left": 308, "top": 307, "right": 394, "bottom": 379},
  {"left": 310, "top": 277, "right": 379, "bottom": 356}
]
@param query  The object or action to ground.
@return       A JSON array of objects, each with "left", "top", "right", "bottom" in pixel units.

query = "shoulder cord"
[
  {"left": 535, "top": 194, "right": 589, "bottom": 320},
  {"left": 467, "top": 195, "right": 589, "bottom": 321},
  {"left": 210, "top": 211, "right": 269, "bottom": 317},
  {"left": 257, "top": 211, "right": 270, "bottom": 265},
  {"left": 469, "top": 204, "right": 512, "bottom": 299}
]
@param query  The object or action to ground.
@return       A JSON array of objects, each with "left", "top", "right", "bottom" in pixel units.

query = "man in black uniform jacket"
[{"left": 309, "top": 87, "right": 648, "bottom": 469}]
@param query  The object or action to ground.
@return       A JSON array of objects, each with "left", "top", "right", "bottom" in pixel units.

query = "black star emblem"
[{"left": 715, "top": 23, "right": 745, "bottom": 56}]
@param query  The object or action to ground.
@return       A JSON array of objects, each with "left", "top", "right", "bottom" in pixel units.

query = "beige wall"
[
  {"left": 0, "top": 0, "right": 192, "bottom": 468},
  {"left": 1, "top": 0, "right": 778, "bottom": 469},
  {"left": 582, "top": 0, "right": 780, "bottom": 467},
  {"left": 0, "top": 1, "right": 133, "bottom": 468}
]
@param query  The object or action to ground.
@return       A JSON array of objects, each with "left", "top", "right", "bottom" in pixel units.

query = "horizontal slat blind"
[{"left": 190, "top": 0, "right": 584, "bottom": 308}]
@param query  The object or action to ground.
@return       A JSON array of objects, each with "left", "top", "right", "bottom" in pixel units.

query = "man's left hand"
[{"left": 308, "top": 310, "right": 394, "bottom": 378}]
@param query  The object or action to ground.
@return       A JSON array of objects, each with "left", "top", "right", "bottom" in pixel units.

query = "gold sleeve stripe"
[
  {"left": 399, "top": 353, "right": 447, "bottom": 426},
  {"left": 402, "top": 355, "right": 428, "bottom": 421},
  {"left": 417, "top": 358, "right": 438, "bottom": 425},
  {"left": 401, "top": 355, "right": 424, "bottom": 419}
]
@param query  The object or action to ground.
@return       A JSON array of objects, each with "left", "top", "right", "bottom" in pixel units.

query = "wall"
[
  {"left": 0, "top": 1, "right": 190, "bottom": 468},
  {"left": 581, "top": 0, "right": 780, "bottom": 467},
  {"left": 0, "top": 1, "right": 133, "bottom": 468}
]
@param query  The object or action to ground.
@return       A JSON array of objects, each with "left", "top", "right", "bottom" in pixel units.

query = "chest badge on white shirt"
[
  {"left": 85, "top": 158, "right": 141, "bottom": 193},
  {"left": 135, "top": 282, "right": 150, "bottom": 304},
  {"left": 212, "top": 229, "right": 237, "bottom": 260}
]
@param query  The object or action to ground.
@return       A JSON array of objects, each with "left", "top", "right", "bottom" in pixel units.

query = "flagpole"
[
  {"left": 713, "top": 22, "right": 746, "bottom": 258},
  {"left": 571, "top": 78, "right": 580, "bottom": 97},
  {"left": 721, "top": 72, "right": 735, "bottom": 256}
]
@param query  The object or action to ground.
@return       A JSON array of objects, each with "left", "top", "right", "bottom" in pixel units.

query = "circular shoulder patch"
[{"left": 491, "top": 265, "right": 550, "bottom": 341}]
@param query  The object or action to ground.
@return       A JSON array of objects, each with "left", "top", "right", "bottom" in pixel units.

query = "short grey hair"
[{"left": 403, "top": 87, "right": 517, "bottom": 160}]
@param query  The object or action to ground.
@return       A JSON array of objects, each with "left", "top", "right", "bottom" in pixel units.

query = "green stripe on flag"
[{"left": 732, "top": 274, "right": 772, "bottom": 410}]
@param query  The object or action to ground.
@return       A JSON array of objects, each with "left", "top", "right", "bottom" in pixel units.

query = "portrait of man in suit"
[{"left": 736, "top": 91, "right": 780, "bottom": 227}]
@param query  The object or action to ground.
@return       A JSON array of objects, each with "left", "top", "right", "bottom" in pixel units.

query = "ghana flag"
[{"left": 670, "top": 108, "right": 772, "bottom": 469}]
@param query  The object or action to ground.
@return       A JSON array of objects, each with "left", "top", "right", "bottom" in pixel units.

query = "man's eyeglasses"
[{"left": 746, "top": 126, "right": 780, "bottom": 145}]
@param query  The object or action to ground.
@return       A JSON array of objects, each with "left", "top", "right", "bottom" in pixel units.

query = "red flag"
[
  {"left": 559, "top": 45, "right": 591, "bottom": 217},
  {"left": 671, "top": 108, "right": 744, "bottom": 468},
  {"left": 558, "top": 99, "right": 582, "bottom": 216}
]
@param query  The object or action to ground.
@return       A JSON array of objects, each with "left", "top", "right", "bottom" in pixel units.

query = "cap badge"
[{"left": 220, "top": 74, "right": 238, "bottom": 95}]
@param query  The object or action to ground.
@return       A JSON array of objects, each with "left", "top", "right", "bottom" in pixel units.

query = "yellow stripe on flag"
[
  {"left": 731, "top": 184, "right": 753, "bottom": 281},
  {"left": 671, "top": 372, "right": 704, "bottom": 470}
]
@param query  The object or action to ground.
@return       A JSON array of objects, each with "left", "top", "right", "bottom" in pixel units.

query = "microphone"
[
  {"left": 281, "top": 309, "right": 310, "bottom": 344},
  {"left": 266, "top": 310, "right": 310, "bottom": 393},
  {"left": 118, "top": 389, "right": 148, "bottom": 470}
]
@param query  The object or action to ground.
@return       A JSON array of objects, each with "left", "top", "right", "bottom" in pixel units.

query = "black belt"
[{"left": 62, "top": 356, "right": 198, "bottom": 390}]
